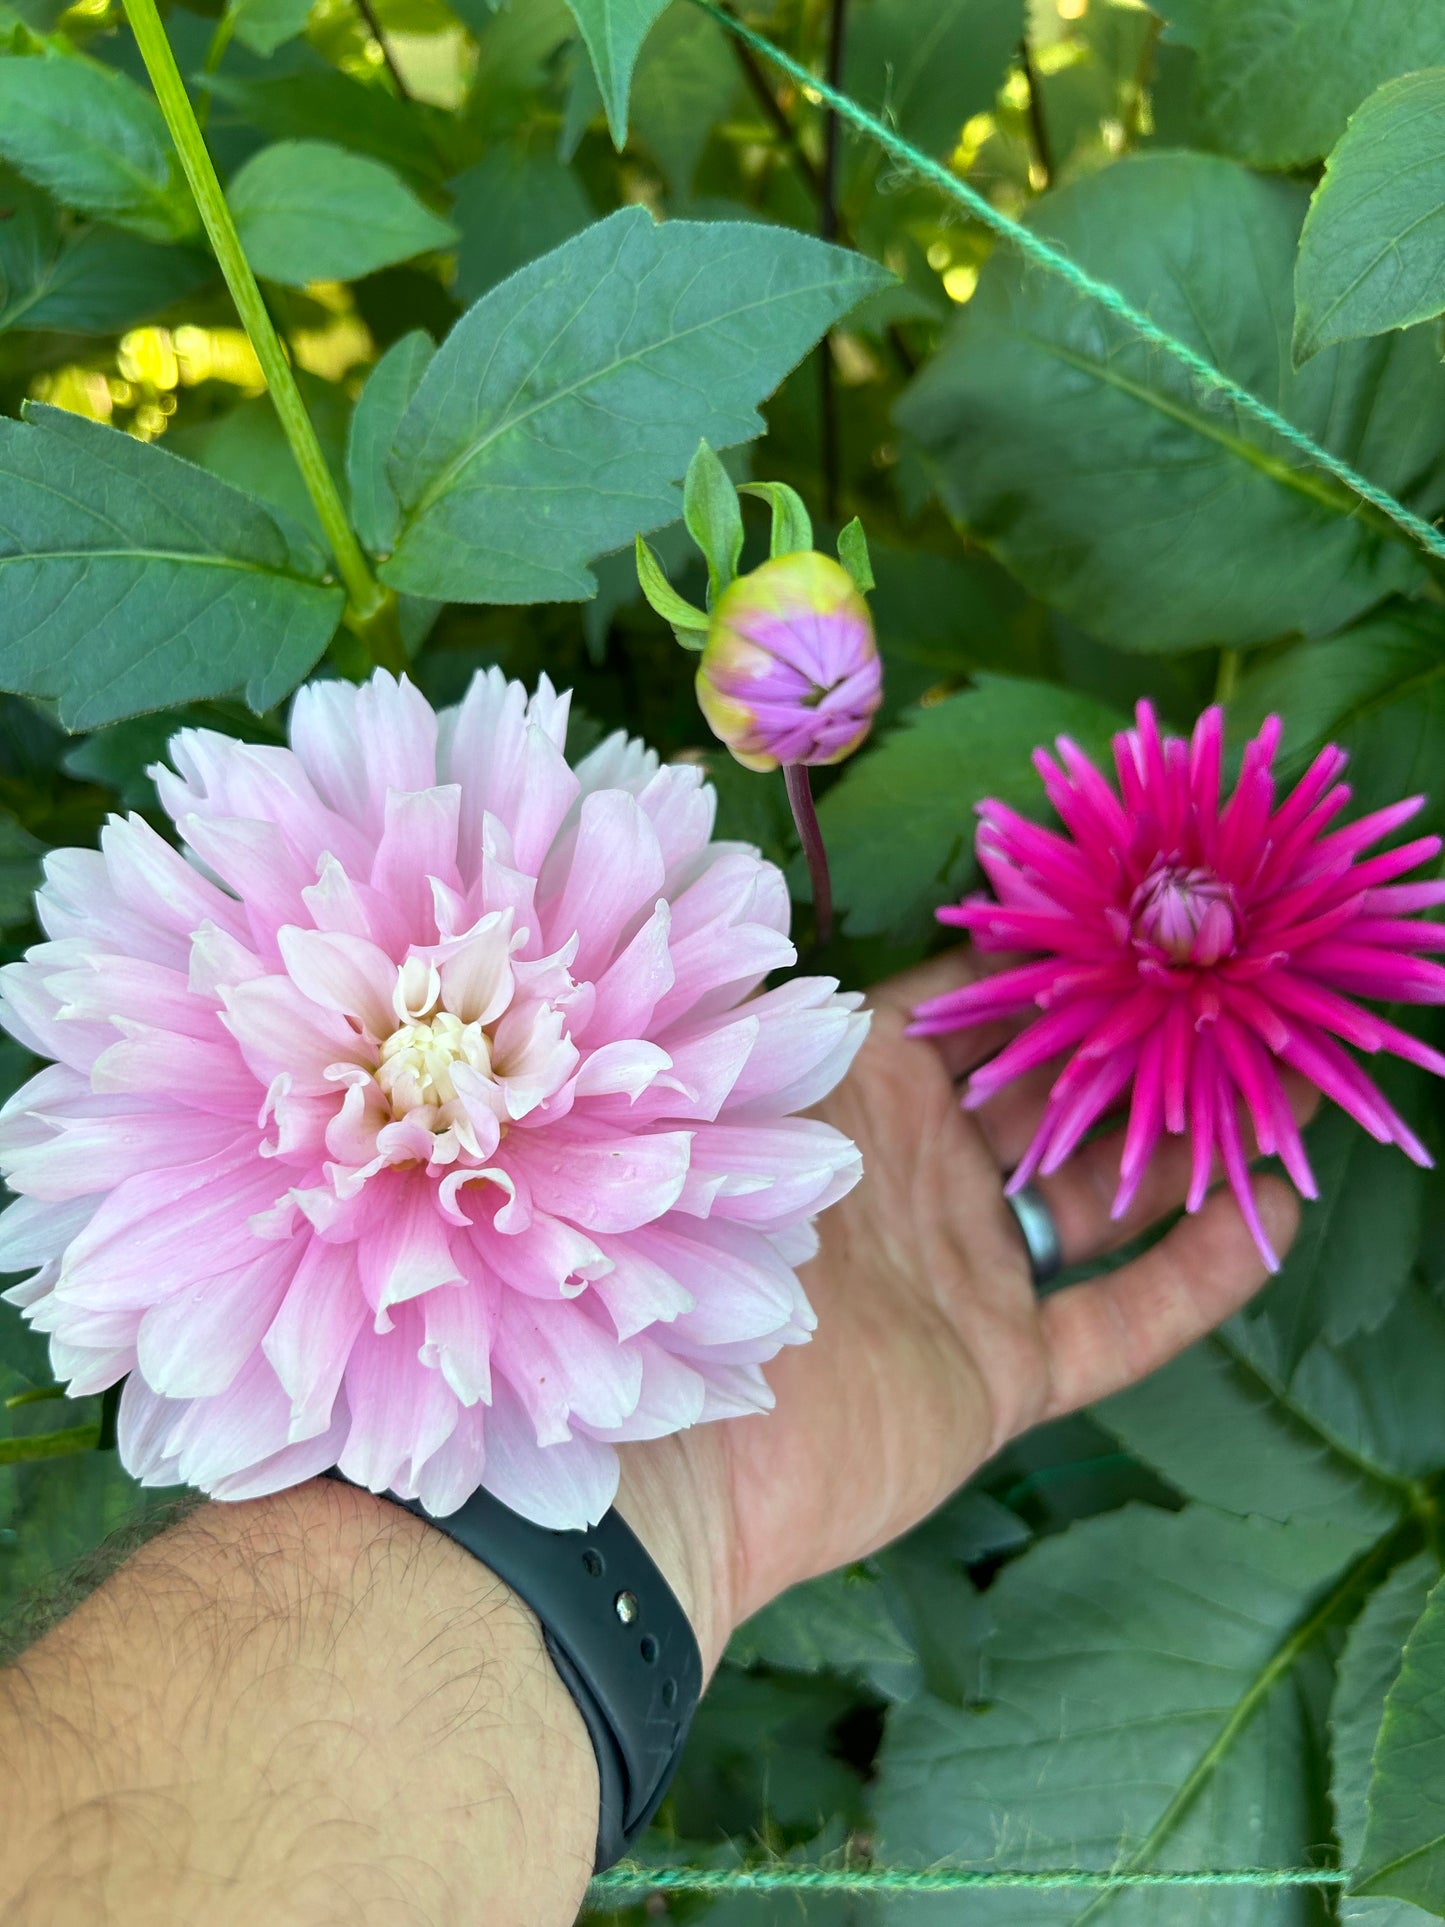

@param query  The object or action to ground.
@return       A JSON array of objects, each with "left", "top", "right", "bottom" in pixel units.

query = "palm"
[{"left": 687, "top": 951, "right": 1300, "bottom": 1623}]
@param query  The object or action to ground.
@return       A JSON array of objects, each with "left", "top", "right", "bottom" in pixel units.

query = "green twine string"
[
  {"left": 590, "top": 1865, "right": 1351, "bottom": 1898},
  {"left": 692, "top": 0, "right": 1445, "bottom": 570}
]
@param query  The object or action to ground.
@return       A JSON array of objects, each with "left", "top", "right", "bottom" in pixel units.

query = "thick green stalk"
[
  {"left": 0, "top": 1423, "right": 103, "bottom": 1465},
  {"left": 121, "top": 0, "right": 403, "bottom": 667}
]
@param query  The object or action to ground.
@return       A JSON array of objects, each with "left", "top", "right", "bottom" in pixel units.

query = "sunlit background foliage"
[{"left": 4, "top": 0, "right": 1445, "bottom": 1916}]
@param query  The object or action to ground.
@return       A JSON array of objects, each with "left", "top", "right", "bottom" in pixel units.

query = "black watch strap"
[{"left": 325, "top": 1471, "right": 703, "bottom": 1871}]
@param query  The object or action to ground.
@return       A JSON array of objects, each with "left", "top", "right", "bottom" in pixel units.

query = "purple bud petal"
[{"left": 696, "top": 552, "right": 882, "bottom": 771}]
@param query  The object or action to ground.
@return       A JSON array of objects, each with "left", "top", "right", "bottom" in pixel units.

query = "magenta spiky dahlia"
[
  {"left": 910, "top": 701, "right": 1445, "bottom": 1269},
  {"left": 0, "top": 672, "right": 866, "bottom": 1525}
]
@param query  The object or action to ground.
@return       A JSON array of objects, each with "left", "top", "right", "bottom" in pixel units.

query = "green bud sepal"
[{"left": 635, "top": 535, "right": 709, "bottom": 651}]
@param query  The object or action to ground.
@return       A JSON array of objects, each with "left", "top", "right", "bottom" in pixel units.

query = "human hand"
[{"left": 618, "top": 947, "right": 1308, "bottom": 1669}]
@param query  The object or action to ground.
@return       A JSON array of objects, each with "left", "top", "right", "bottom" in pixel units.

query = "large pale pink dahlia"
[
  {"left": 910, "top": 701, "right": 1445, "bottom": 1270},
  {"left": 0, "top": 672, "right": 866, "bottom": 1525}
]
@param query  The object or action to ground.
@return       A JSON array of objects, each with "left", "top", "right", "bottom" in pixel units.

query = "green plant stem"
[
  {"left": 1125, "top": 13, "right": 1162, "bottom": 149},
  {"left": 0, "top": 1423, "right": 102, "bottom": 1465},
  {"left": 784, "top": 763, "right": 833, "bottom": 945},
  {"left": 195, "top": 4, "right": 236, "bottom": 128},
  {"left": 1215, "top": 646, "right": 1242, "bottom": 703},
  {"left": 122, "top": 0, "right": 403, "bottom": 668},
  {"left": 4, "top": 1384, "right": 65, "bottom": 1409}
]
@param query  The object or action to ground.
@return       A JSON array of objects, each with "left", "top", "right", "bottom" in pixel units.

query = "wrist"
[
  {"left": 1, "top": 1480, "right": 602, "bottom": 1925},
  {"left": 613, "top": 1431, "right": 739, "bottom": 1677}
]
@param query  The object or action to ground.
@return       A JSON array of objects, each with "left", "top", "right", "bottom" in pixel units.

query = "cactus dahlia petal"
[
  {"left": 911, "top": 701, "right": 1445, "bottom": 1271},
  {"left": 0, "top": 672, "right": 867, "bottom": 1526}
]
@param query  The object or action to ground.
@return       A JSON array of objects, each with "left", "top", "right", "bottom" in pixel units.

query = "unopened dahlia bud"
[{"left": 696, "top": 551, "right": 882, "bottom": 773}]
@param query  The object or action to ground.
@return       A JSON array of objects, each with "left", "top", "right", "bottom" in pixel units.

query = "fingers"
[
  {"left": 1005, "top": 1071, "right": 1321, "bottom": 1267},
  {"left": 1031, "top": 1128, "right": 1205, "bottom": 1267},
  {"left": 1035, "top": 1176, "right": 1301, "bottom": 1419}
]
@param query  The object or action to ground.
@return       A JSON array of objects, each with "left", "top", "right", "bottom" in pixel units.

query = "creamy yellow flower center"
[{"left": 376, "top": 1011, "right": 491, "bottom": 1117}]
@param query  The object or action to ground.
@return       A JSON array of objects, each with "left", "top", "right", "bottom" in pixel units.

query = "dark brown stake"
[
  {"left": 1019, "top": 36, "right": 1054, "bottom": 188},
  {"left": 354, "top": 0, "right": 412, "bottom": 100}
]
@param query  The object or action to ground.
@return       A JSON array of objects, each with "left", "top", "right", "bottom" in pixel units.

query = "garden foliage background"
[{"left": 4, "top": 0, "right": 1445, "bottom": 1916}]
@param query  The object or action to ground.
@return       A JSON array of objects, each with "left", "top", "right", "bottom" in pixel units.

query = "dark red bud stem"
[{"left": 784, "top": 763, "right": 832, "bottom": 947}]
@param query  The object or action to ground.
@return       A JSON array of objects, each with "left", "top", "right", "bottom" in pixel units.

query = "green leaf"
[
  {"left": 1192, "top": 0, "right": 1445, "bottom": 170},
  {"left": 1230, "top": 612, "right": 1445, "bottom": 838},
  {"left": 0, "top": 1296, "right": 184, "bottom": 1633},
  {"left": 0, "top": 50, "right": 195, "bottom": 242},
  {"left": 1230, "top": 1280, "right": 1445, "bottom": 1494},
  {"left": 739, "top": 481, "right": 813, "bottom": 561},
  {"left": 230, "top": 0, "right": 313, "bottom": 57},
  {"left": 669, "top": 1669, "right": 867, "bottom": 1839},
  {"left": 875, "top": 1505, "right": 1371, "bottom": 1903},
  {"left": 450, "top": 143, "right": 592, "bottom": 307},
  {"left": 816, "top": 677, "right": 1123, "bottom": 938},
  {"left": 703, "top": 752, "right": 796, "bottom": 871},
  {"left": 835, "top": 517, "right": 873, "bottom": 591},
  {"left": 872, "top": 1490, "right": 1017, "bottom": 1708},
  {"left": 1232, "top": 614, "right": 1444, "bottom": 774},
  {"left": 1096, "top": 1338, "right": 1407, "bottom": 1542},
  {"left": 173, "top": 380, "right": 351, "bottom": 550},
  {"left": 206, "top": 61, "right": 450, "bottom": 187},
  {"left": 629, "top": 2, "right": 737, "bottom": 194},
  {"left": 348, "top": 329, "right": 435, "bottom": 556},
  {"left": 380, "top": 208, "right": 892, "bottom": 604},
  {"left": 0, "top": 405, "right": 344, "bottom": 729},
  {"left": 844, "top": 0, "right": 1024, "bottom": 157},
  {"left": 61, "top": 707, "right": 241, "bottom": 812},
  {"left": 1331, "top": 1553, "right": 1438, "bottom": 1927},
  {"left": 1357, "top": 1571, "right": 1445, "bottom": 1912},
  {"left": 0, "top": 814, "right": 44, "bottom": 929},
  {"left": 0, "top": 172, "right": 211, "bottom": 338},
  {"left": 683, "top": 439, "right": 743, "bottom": 605},
  {"left": 1239, "top": 1087, "right": 1429, "bottom": 1371},
  {"left": 1294, "top": 71, "right": 1445, "bottom": 362},
  {"left": 865, "top": 542, "right": 1039, "bottom": 720},
  {"left": 898, "top": 151, "right": 1445, "bottom": 654},
  {"left": 727, "top": 1565, "right": 921, "bottom": 1701},
  {"left": 562, "top": 0, "right": 668, "bottom": 147},
  {"left": 227, "top": 140, "right": 457, "bottom": 287}
]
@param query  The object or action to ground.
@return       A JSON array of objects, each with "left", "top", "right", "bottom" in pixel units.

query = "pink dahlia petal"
[
  {"left": 479, "top": 1383, "right": 620, "bottom": 1529},
  {"left": 156, "top": 1346, "right": 301, "bottom": 1490},
  {"left": 0, "top": 1194, "right": 97, "bottom": 1276},
  {"left": 633, "top": 1217, "right": 816, "bottom": 1348},
  {"left": 339, "top": 1307, "right": 460, "bottom": 1494},
  {"left": 136, "top": 1244, "right": 295, "bottom": 1399},
  {"left": 917, "top": 698, "right": 1445, "bottom": 1269},
  {"left": 0, "top": 673, "right": 863, "bottom": 1527},
  {"left": 372, "top": 785, "right": 463, "bottom": 937},
  {"left": 262, "top": 1239, "right": 367, "bottom": 1443},
  {"left": 3, "top": 1109, "right": 243, "bottom": 1203}
]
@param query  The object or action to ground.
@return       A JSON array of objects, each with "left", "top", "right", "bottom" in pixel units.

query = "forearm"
[{"left": 0, "top": 1478, "right": 608, "bottom": 1926}]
